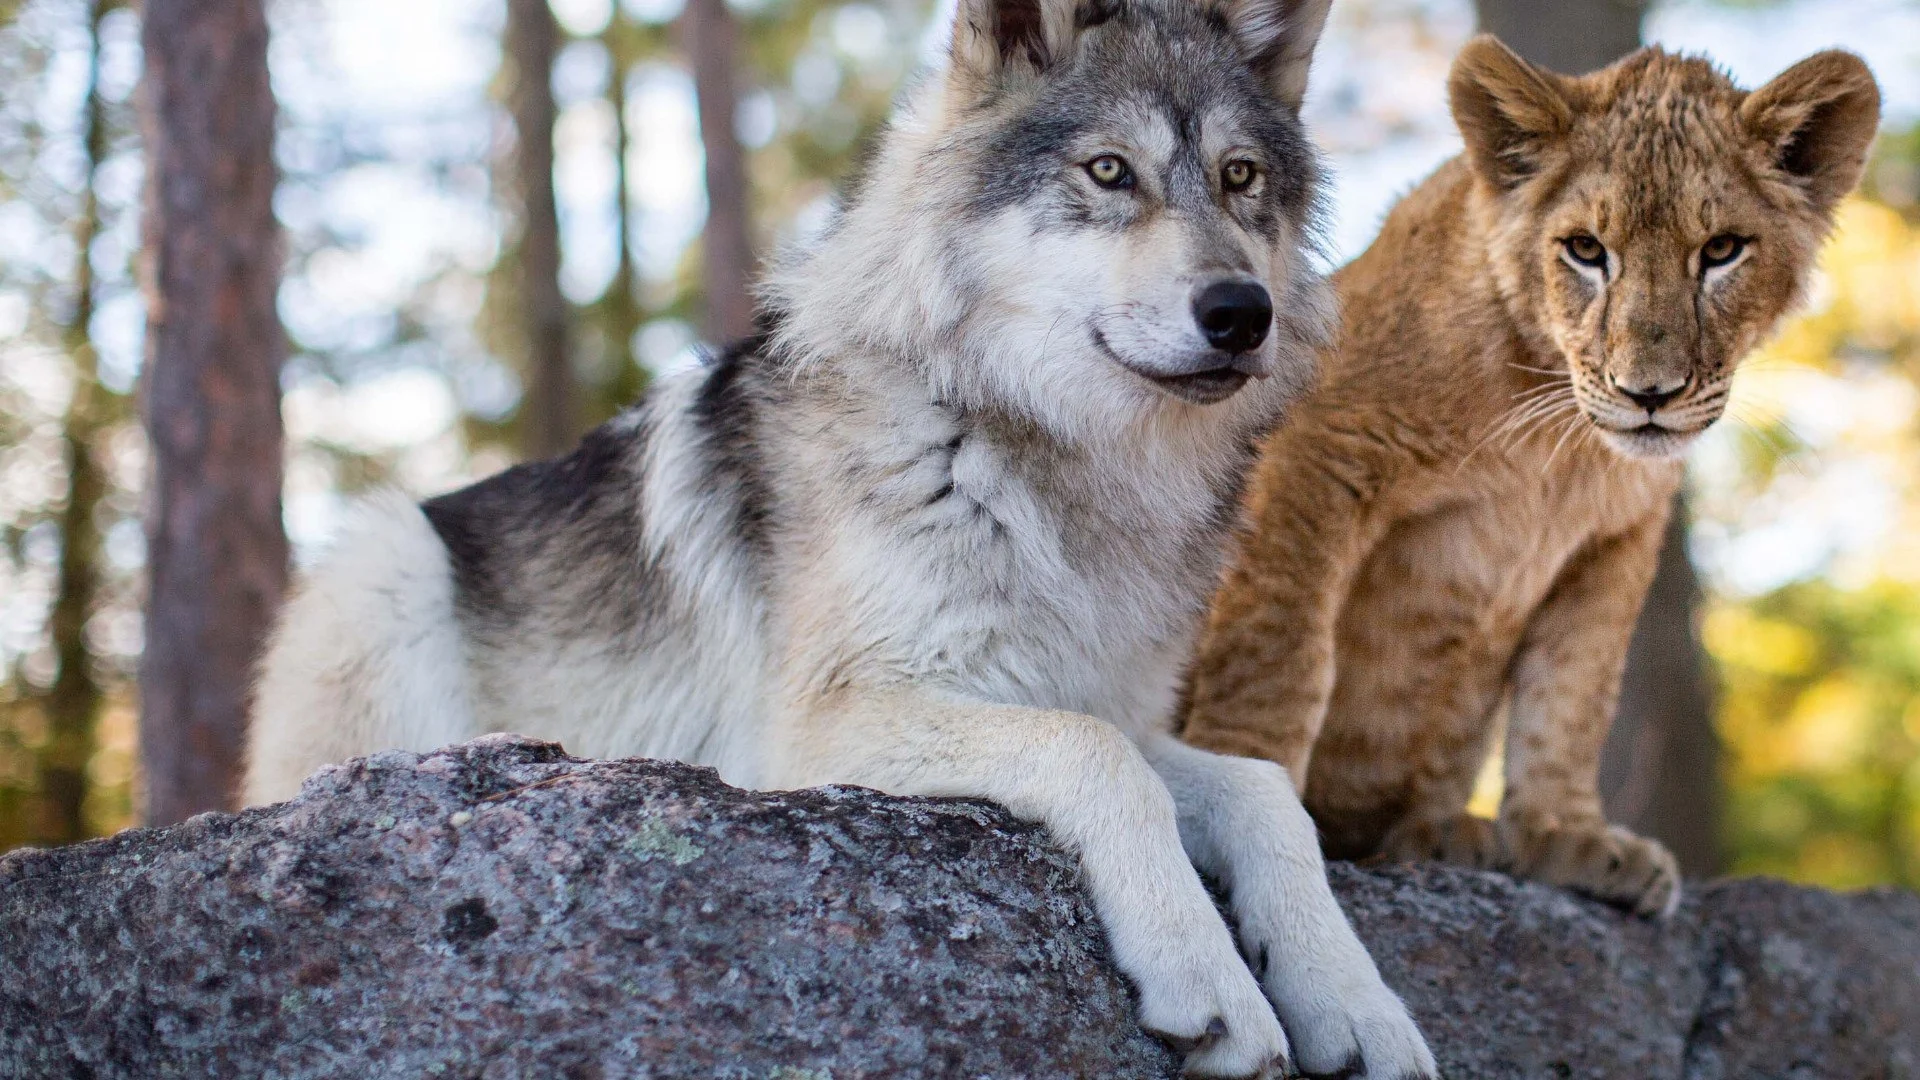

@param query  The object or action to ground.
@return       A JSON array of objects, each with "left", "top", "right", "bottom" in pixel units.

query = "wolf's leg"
[
  {"left": 1504, "top": 508, "right": 1678, "bottom": 917},
  {"left": 1141, "top": 734, "right": 1438, "bottom": 1080},
  {"left": 244, "top": 495, "right": 477, "bottom": 806},
  {"left": 780, "top": 687, "right": 1288, "bottom": 1079}
]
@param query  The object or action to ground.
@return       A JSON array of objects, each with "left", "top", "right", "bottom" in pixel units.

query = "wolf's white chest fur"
[
  {"left": 732, "top": 361, "right": 1256, "bottom": 775},
  {"left": 805, "top": 412, "right": 1217, "bottom": 724}
]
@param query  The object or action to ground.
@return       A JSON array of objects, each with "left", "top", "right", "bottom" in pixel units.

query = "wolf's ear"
[
  {"left": 1216, "top": 0, "right": 1331, "bottom": 111},
  {"left": 949, "top": 0, "right": 1084, "bottom": 79},
  {"left": 1448, "top": 34, "right": 1574, "bottom": 190},
  {"left": 1741, "top": 50, "right": 1881, "bottom": 214}
]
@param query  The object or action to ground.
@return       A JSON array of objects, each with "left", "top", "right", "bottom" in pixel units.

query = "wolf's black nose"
[{"left": 1193, "top": 281, "right": 1272, "bottom": 355}]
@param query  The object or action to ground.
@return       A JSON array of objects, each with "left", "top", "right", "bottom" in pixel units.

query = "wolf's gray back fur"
[{"left": 249, "top": 0, "right": 1437, "bottom": 1075}]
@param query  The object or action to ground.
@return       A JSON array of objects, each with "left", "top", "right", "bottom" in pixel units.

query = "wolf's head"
[{"left": 767, "top": 0, "right": 1335, "bottom": 441}]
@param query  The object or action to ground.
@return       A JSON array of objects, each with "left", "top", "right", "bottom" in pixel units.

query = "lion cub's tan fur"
[{"left": 1185, "top": 39, "right": 1880, "bottom": 915}]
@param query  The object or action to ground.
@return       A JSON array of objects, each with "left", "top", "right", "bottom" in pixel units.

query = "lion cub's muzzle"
[
  {"left": 1607, "top": 370, "right": 1688, "bottom": 413},
  {"left": 1579, "top": 368, "right": 1720, "bottom": 459}
]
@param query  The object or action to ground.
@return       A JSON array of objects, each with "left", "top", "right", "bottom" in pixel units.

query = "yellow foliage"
[
  {"left": 1703, "top": 607, "right": 1819, "bottom": 677},
  {"left": 1783, "top": 678, "right": 1873, "bottom": 775},
  {"left": 1796, "top": 831, "right": 1890, "bottom": 890},
  {"left": 1750, "top": 199, "right": 1920, "bottom": 373}
]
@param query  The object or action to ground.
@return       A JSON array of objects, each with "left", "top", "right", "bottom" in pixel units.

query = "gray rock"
[
  {"left": 1335, "top": 863, "right": 1920, "bottom": 1079},
  {"left": 1, "top": 735, "right": 1915, "bottom": 1079}
]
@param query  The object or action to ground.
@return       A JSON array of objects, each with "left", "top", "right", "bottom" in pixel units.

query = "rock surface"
[{"left": 1, "top": 735, "right": 1915, "bottom": 1079}]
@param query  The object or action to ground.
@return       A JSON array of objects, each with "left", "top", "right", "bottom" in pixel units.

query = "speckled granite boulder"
[
  {"left": 2, "top": 734, "right": 1916, "bottom": 1079},
  {"left": 1335, "top": 863, "right": 1920, "bottom": 1079}
]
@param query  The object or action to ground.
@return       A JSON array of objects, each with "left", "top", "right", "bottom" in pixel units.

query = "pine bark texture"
[
  {"left": 1470, "top": 0, "right": 1723, "bottom": 875},
  {"left": 506, "top": 0, "right": 574, "bottom": 458},
  {"left": 1, "top": 738, "right": 1915, "bottom": 1079},
  {"left": 682, "top": 0, "right": 756, "bottom": 343},
  {"left": 137, "top": 0, "right": 288, "bottom": 827}
]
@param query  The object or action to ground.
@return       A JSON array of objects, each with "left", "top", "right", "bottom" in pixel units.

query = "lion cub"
[{"left": 1185, "top": 38, "right": 1880, "bottom": 915}]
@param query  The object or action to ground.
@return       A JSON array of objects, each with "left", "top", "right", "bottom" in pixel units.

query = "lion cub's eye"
[
  {"left": 1086, "top": 155, "right": 1133, "bottom": 189},
  {"left": 1562, "top": 235, "right": 1608, "bottom": 269},
  {"left": 1700, "top": 234, "right": 1748, "bottom": 270},
  {"left": 1222, "top": 159, "right": 1258, "bottom": 193}
]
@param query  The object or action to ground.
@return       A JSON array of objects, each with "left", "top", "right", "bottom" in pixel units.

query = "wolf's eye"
[
  {"left": 1086, "top": 155, "right": 1133, "bottom": 189},
  {"left": 1562, "top": 234, "right": 1608, "bottom": 269},
  {"left": 1222, "top": 159, "right": 1257, "bottom": 193},
  {"left": 1700, "top": 234, "right": 1747, "bottom": 270}
]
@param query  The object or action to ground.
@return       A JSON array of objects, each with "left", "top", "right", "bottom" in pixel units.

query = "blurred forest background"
[{"left": 0, "top": 0, "right": 1916, "bottom": 892}]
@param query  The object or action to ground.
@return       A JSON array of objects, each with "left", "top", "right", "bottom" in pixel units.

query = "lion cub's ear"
[
  {"left": 1448, "top": 34, "right": 1574, "bottom": 191},
  {"left": 1740, "top": 50, "right": 1882, "bottom": 215}
]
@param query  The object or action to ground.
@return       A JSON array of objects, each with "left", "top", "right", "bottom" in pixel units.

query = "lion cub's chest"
[{"left": 1342, "top": 451, "right": 1674, "bottom": 659}]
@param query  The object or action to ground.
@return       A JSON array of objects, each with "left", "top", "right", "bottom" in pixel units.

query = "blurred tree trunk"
[
  {"left": 506, "top": 0, "right": 573, "bottom": 458},
  {"left": 681, "top": 0, "right": 755, "bottom": 343},
  {"left": 600, "top": 13, "right": 647, "bottom": 407},
  {"left": 1474, "top": 0, "right": 1644, "bottom": 74},
  {"left": 1472, "top": 0, "right": 1725, "bottom": 876},
  {"left": 139, "top": 0, "right": 289, "bottom": 827},
  {"left": 1604, "top": 503, "right": 1723, "bottom": 874},
  {"left": 35, "top": 0, "right": 114, "bottom": 846}
]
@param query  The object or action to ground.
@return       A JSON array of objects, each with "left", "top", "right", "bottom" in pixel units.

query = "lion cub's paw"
[
  {"left": 1501, "top": 817, "right": 1681, "bottom": 918},
  {"left": 1377, "top": 812, "right": 1502, "bottom": 872}
]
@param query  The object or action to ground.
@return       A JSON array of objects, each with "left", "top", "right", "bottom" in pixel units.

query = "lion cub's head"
[{"left": 1449, "top": 38, "right": 1880, "bottom": 459}]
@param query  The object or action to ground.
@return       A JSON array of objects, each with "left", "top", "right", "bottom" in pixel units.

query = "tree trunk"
[
  {"left": 1603, "top": 500, "right": 1724, "bottom": 875},
  {"left": 600, "top": 13, "right": 647, "bottom": 407},
  {"left": 35, "top": 0, "right": 114, "bottom": 846},
  {"left": 138, "top": 0, "right": 289, "bottom": 827},
  {"left": 1471, "top": 0, "right": 1724, "bottom": 876},
  {"left": 1473, "top": 0, "right": 1645, "bottom": 74},
  {"left": 506, "top": 0, "right": 573, "bottom": 459},
  {"left": 681, "top": 0, "right": 755, "bottom": 343}
]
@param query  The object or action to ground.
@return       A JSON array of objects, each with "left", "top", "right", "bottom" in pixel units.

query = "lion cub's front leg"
[{"left": 1499, "top": 512, "right": 1681, "bottom": 917}]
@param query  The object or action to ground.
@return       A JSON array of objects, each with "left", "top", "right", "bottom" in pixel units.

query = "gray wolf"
[{"left": 248, "top": 0, "right": 1437, "bottom": 1074}]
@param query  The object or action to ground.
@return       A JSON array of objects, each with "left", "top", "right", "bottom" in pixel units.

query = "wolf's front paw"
[
  {"left": 1236, "top": 892, "right": 1437, "bottom": 1079},
  {"left": 1131, "top": 934, "right": 1289, "bottom": 1078},
  {"left": 1256, "top": 950, "right": 1437, "bottom": 1080},
  {"left": 1377, "top": 812, "right": 1501, "bottom": 871},
  {"left": 1501, "top": 814, "right": 1680, "bottom": 917}
]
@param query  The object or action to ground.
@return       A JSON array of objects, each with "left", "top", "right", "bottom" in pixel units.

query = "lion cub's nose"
[
  {"left": 1192, "top": 280, "right": 1273, "bottom": 355},
  {"left": 1611, "top": 373, "right": 1686, "bottom": 412}
]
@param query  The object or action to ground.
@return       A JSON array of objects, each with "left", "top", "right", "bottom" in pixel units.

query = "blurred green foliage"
[{"left": 1712, "top": 581, "right": 1920, "bottom": 887}]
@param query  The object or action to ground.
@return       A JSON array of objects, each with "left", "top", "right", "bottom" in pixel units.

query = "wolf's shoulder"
[
  {"left": 422, "top": 411, "right": 648, "bottom": 553},
  {"left": 419, "top": 336, "right": 775, "bottom": 543}
]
